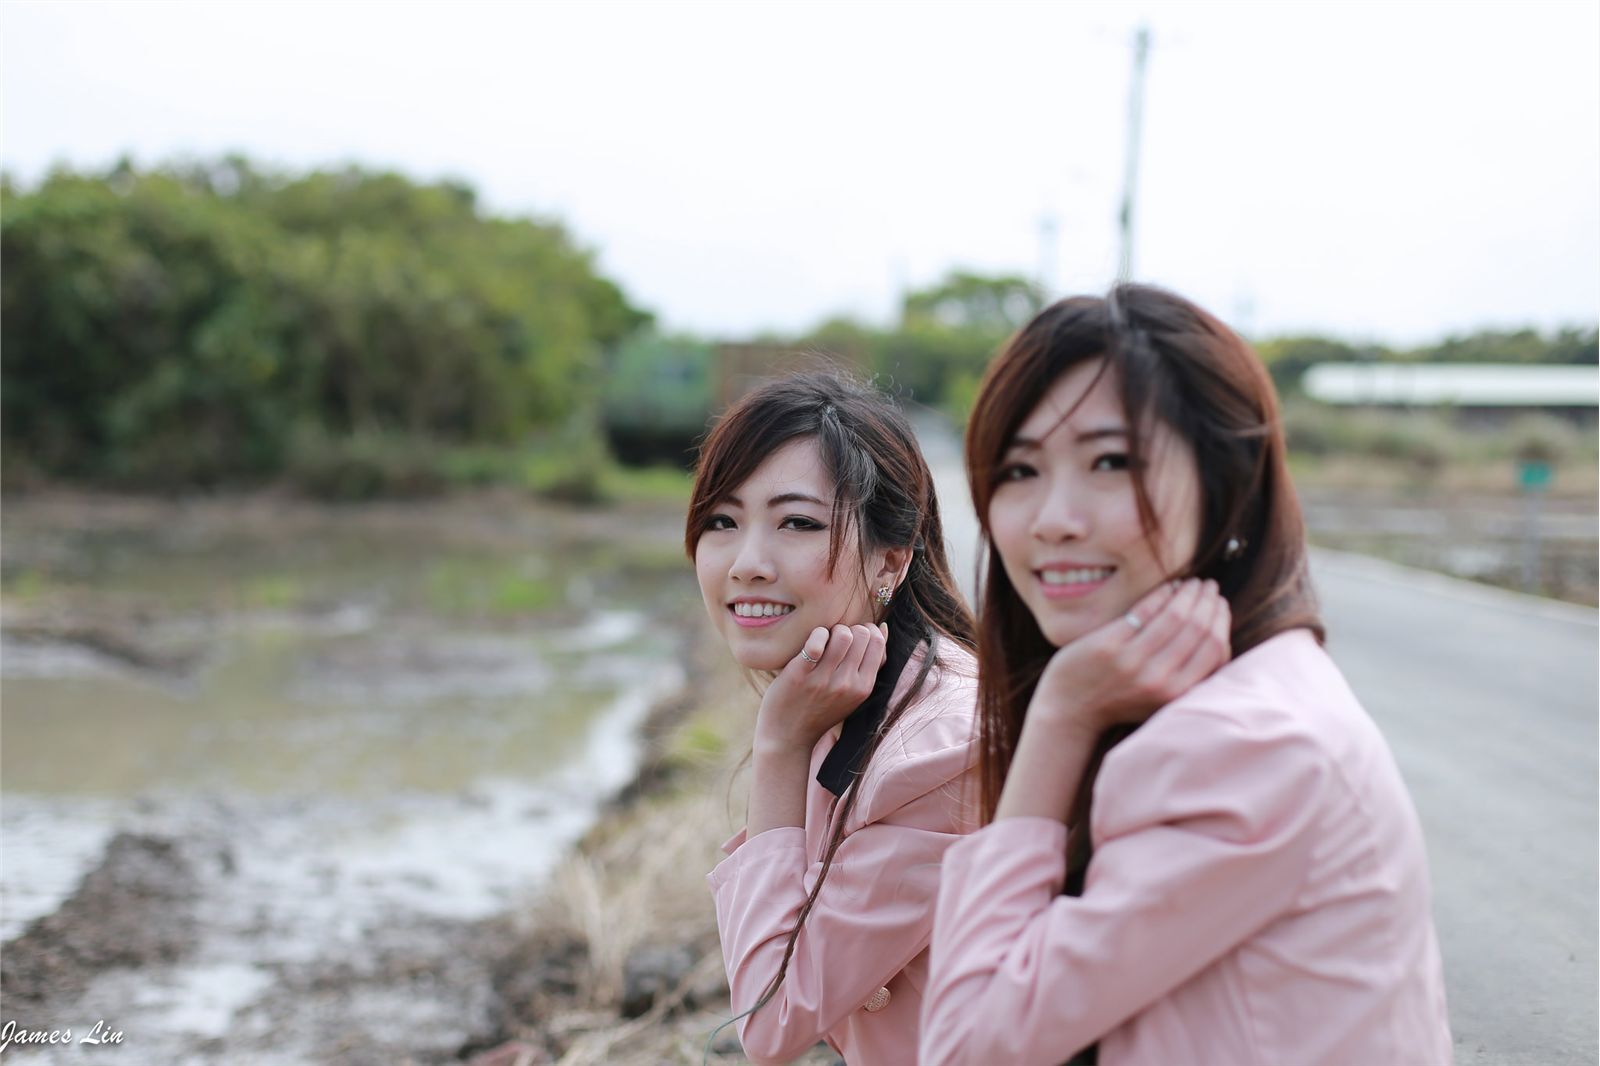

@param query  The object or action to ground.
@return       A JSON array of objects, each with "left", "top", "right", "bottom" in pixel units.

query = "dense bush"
[
  {"left": 1, "top": 158, "right": 649, "bottom": 488},
  {"left": 1257, "top": 329, "right": 1597, "bottom": 396}
]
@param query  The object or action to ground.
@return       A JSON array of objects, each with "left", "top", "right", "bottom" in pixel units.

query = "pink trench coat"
[
  {"left": 707, "top": 637, "right": 980, "bottom": 1065},
  {"left": 921, "top": 629, "right": 1454, "bottom": 1066}
]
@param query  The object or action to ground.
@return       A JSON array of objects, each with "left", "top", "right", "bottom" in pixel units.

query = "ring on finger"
[
  {"left": 1123, "top": 612, "right": 1143, "bottom": 632},
  {"left": 799, "top": 648, "right": 820, "bottom": 665}
]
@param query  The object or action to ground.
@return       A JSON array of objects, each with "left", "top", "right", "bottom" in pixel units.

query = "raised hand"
[
  {"left": 1030, "top": 578, "right": 1231, "bottom": 736},
  {"left": 755, "top": 623, "right": 889, "bottom": 755},
  {"left": 995, "top": 579, "right": 1230, "bottom": 823}
]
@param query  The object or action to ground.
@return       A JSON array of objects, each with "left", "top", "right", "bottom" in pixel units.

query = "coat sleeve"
[
  {"left": 920, "top": 707, "right": 1331, "bottom": 1066},
  {"left": 708, "top": 735, "right": 978, "bottom": 1065}
]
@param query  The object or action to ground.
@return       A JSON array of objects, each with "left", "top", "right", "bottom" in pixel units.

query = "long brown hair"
[
  {"left": 686, "top": 368, "right": 976, "bottom": 1016},
  {"left": 964, "top": 284, "right": 1323, "bottom": 869}
]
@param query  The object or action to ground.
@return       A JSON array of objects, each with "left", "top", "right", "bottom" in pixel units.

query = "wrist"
[
  {"left": 752, "top": 729, "right": 817, "bottom": 761},
  {"left": 1025, "top": 692, "right": 1111, "bottom": 740}
]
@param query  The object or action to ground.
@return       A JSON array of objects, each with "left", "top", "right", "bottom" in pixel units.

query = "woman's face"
[
  {"left": 986, "top": 359, "right": 1202, "bottom": 647},
  {"left": 694, "top": 437, "right": 887, "bottom": 672}
]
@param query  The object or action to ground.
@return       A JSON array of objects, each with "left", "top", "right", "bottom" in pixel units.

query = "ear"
[{"left": 871, "top": 545, "right": 913, "bottom": 592}]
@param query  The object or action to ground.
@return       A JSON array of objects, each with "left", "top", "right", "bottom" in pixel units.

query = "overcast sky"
[{"left": 3, "top": 0, "right": 1596, "bottom": 345}]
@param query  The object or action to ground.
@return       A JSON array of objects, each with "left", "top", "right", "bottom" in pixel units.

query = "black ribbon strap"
[{"left": 814, "top": 626, "right": 922, "bottom": 797}]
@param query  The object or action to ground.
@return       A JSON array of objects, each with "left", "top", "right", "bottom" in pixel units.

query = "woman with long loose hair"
[
  {"left": 688, "top": 370, "right": 979, "bottom": 1065},
  {"left": 921, "top": 285, "right": 1452, "bottom": 1065},
  {"left": 689, "top": 369, "right": 1222, "bottom": 1064}
]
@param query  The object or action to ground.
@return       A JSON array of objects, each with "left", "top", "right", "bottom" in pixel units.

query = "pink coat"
[
  {"left": 708, "top": 637, "right": 980, "bottom": 1065},
  {"left": 922, "top": 629, "right": 1453, "bottom": 1066}
]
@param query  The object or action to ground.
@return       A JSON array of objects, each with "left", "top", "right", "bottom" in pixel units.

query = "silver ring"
[
  {"left": 1123, "top": 612, "right": 1143, "bottom": 632},
  {"left": 799, "top": 649, "right": 820, "bottom": 665}
]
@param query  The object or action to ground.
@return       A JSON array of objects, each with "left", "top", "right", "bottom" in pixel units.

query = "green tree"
[
  {"left": 1, "top": 159, "right": 651, "bottom": 489},
  {"left": 881, "top": 271, "right": 1043, "bottom": 405},
  {"left": 1254, "top": 336, "right": 1391, "bottom": 396},
  {"left": 1408, "top": 327, "right": 1598, "bottom": 365},
  {"left": 901, "top": 270, "right": 1044, "bottom": 335}
]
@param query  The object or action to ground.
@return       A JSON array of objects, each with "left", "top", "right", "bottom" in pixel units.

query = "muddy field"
[
  {"left": 0, "top": 489, "right": 735, "bottom": 1065},
  {"left": 1297, "top": 484, "right": 1597, "bottom": 606}
]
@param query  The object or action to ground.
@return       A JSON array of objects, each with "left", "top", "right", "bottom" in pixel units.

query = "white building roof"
[{"left": 1302, "top": 363, "right": 1599, "bottom": 407}]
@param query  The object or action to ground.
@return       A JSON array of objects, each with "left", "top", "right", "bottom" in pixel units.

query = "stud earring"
[
  {"left": 876, "top": 585, "right": 894, "bottom": 608},
  {"left": 1224, "top": 536, "right": 1247, "bottom": 560}
]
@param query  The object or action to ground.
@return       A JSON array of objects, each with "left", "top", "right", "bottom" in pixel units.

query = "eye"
[
  {"left": 995, "top": 462, "right": 1036, "bottom": 483},
  {"left": 1091, "top": 453, "right": 1131, "bottom": 472},
  {"left": 781, "top": 515, "right": 826, "bottom": 531},
  {"left": 704, "top": 514, "right": 736, "bottom": 531}
]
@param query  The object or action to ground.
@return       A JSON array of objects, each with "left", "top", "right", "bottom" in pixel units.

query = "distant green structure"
[
  {"left": 602, "top": 333, "right": 715, "bottom": 467},
  {"left": 601, "top": 334, "right": 872, "bottom": 467}
]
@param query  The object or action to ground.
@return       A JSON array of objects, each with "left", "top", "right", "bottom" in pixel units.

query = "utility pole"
[
  {"left": 1117, "top": 24, "right": 1150, "bottom": 283},
  {"left": 1037, "top": 213, "right": 1058, "bottom": 299}
]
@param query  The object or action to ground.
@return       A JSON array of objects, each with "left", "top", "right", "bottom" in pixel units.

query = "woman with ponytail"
[{"left": 920, "top": 286, "right": 1453, "bottom": 1065}]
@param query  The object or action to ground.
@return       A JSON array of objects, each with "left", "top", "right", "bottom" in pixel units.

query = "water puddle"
[{"left": 0, "top": 496, "right": 699, "bottom": 1059}]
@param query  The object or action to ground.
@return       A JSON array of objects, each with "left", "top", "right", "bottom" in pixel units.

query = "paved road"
[
  {"left": 917, "top": 414, "right": 1599, "bottom": 1065},
  {"left": 1312, "top": 550, "right": 1597, "bottom": 1066}
]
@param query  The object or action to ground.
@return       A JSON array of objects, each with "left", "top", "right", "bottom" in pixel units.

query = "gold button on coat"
[{"left": 864, "top": 985, "right": 891, "bottom": 1012}]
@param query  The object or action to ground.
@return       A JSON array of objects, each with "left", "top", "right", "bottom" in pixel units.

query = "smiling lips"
[
  {"left": 1036, "top": 565, "right": 1115, "bottom": 600},
  {"left": 728, "top": 600, "right": 795, "bottom": 627}
]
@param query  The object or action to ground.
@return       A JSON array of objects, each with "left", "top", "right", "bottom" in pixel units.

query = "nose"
[
  {"left": 728, "top": 529, "right": 778, "bottom": 583},
  {"left": 1030, "top": 475, "right": 1088, "bottom": 543}
]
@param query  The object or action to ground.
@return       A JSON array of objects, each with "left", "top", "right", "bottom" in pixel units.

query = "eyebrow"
[
  {"left": 724, "top": 492, "right": 830, "bottom": 508},
  {"left": 1006, "top": 426, "right": 1128, "bottom": 450}
]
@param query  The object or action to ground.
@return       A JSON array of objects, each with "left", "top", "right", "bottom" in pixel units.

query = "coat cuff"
[
  {"left": 943, "top": 816, "right": 1069, "bottom": 885},
  {"left": 706, "top": 825, "right": 807, "bottom": 892}
]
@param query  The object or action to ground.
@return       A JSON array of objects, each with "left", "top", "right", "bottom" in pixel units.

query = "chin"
[
  {"left": 1039, "top": 624, "right": 1077, "bottom": 648},
  {"left": 735, "top": 652, "right": 789, "bottom": 672},
  {"left": 1034, "top": 610, "right": 1097, "bottom": 649},
  {"left": 726, "top": 639, "right": 792, "bottom": 673}
]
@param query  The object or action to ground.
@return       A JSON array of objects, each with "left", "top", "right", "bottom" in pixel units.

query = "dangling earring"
[
  {"left": 1224, "top": 536, "right": 1247, "bottom": 560},
  {"left": 876, "top": 585, "right": 894, "bottom": 608}
]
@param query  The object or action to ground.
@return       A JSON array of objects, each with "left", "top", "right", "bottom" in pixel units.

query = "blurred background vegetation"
[
  {"left": 1, "top": 157, "right": 647, "bottom": 499},
  {"left": 4, "top": 157, "right": 1596, "bottom": 503}
]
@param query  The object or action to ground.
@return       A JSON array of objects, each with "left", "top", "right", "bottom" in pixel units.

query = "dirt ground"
[
  {"left": 0, "top": 596, "right": 809, "bottom": 1066},
  {"left": 0, "top": 488, "right": 831, "bottom": 1065},
  {"left": 1296, "top": 482, "right": 1597, "bottom": 606}
]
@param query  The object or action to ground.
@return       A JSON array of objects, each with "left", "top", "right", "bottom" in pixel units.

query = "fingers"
[
  {"left": 790, "top": 621, "right": 887, "bottom": 694},
  {"left": 1100, "top": 577, "right": 1228, "bottom": 708},
  {"left": 1035, "top": 578, "right": 1232, "bottom": 734},
  {"left": 866, "top": 622, "right": 888, "bottom": 676},
  {"left": 1124, "top": 577, "right": 1205, "bottom": 652},
  {"left": 1121, "top": 578, "right": 1184, "bottom": 635},
  {"left": 849, "top": 623, "right": 884, "bottom": 671},
  {"left": 1169, "top": 584, "right": 1232, "bottom": 687},
  {"left": 836, "top": 622, "right": 886, "bottom": 693},
  {"left": 1137, "top": 579, "right": 1231, "bottom": 695},
  {"left": 764, "top": 619, "right": 890, "bottom": 749},
  {"left": 795, "top": 626, "right": 829, "bottom": 668},
  {"left": 820, "top": 624, "right": 856, "bottom": 672}
]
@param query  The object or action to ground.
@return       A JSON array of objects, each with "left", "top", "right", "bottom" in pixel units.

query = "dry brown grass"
[
  {"left": 537, "top": 792, "right": 732, "bottom": 1011},
  {"left": 499, "top": 630, "right": 841, "bottom": 1065},
  {"left": 1289, "top": 453, "right": 1600, "bottom": 497}
]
